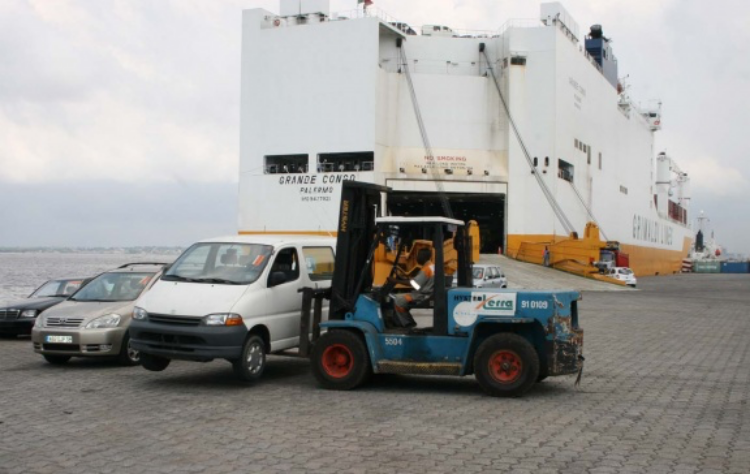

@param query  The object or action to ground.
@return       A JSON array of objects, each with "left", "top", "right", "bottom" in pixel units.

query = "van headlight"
[
  {"left": 21, "top": 309, "right": 39, "bottom": 318},
  {"left": 35, "top": 315, "right": 46, "bottom": 328},
  {"left": 133, "top": 306, "right": 148, "bottom": 320},
  {"left": 85, "top": 314, "right": 121, "bottom": 329},
  {"left": 203, "top": 313, "right": 243, "bottom": 326}
]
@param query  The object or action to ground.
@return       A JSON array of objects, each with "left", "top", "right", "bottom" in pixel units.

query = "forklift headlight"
[{"left": 410, "top": 280, "right": 421, "bottom": 291}]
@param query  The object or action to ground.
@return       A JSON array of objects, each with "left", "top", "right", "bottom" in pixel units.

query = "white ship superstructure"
[{"left": 239, "top": 0, "right": 692, "bottom": 275}]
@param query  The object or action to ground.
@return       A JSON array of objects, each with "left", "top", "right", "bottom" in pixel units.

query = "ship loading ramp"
[
  {"left": 479, "top": 254, "right": 634, "bottom": 292},
  {"left": 514, "top": 223, "right": 630, "bottom": 286}
]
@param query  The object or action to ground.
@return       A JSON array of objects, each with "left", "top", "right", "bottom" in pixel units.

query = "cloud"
[
  {"left": 0, "top": 0, "right": 245, "bottom": 184},
  {"left": 680, "top": 156, "right": 747, "bottom": 196}
]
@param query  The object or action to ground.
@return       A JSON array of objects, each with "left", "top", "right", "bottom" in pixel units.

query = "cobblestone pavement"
[{"left": 1, "top": 274, "right": 748, "bottom": 474}]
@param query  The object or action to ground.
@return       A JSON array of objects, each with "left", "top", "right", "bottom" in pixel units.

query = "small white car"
[
  {"left": 609, "top": 267, "right": 637, "bottom": 287},
  {"left": 472, "top": 264, "right": 508, "bottom": 288}
]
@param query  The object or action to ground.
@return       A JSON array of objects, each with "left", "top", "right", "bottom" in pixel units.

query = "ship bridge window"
[
  {"left": 510, "top": 56, "right": 526, "bottom": 66},
  {"left": 265, "top": 154, "right": 308, "bottom": 174},
  {"left": 317, "top": 152, "right": 374, "bottom": 173},
  {"left": 558, "top": 159, "right": 574, "bottom": 182}
]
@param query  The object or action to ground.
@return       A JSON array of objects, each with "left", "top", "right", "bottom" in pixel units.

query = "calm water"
[{"left": 0, "top": 253, "right": 175, "bottom": 303}]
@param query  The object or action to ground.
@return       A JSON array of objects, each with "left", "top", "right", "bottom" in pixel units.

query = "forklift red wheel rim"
[
  {"left": 488, "top": 350, "right": 523, "bottom": 384},
  {"left": 321, "top": 343, "right": 354, "bottom": 378}
]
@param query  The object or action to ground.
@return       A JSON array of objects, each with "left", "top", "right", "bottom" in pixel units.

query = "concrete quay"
[{"left": 0, "top": 273, "right": 748, "bottom": 473}]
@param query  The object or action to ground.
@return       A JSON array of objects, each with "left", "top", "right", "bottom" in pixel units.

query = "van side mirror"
[{"left": 269, "top": 271, "right": 287, "bottom": 287}]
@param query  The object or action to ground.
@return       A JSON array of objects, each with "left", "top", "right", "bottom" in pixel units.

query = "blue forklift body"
[
  {"left": 320, "top": 287, "right": 582, "bottom": 377},
  {"left": 308, "top": 180, "right": 584, "bottom": 396}
]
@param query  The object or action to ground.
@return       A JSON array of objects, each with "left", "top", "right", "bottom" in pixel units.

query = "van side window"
[
  {"left": 268, "top": 248, "right": 300, "bottom": 286},
  {"left": 302, "top": 246, "right": 335, "bottom": 281}
]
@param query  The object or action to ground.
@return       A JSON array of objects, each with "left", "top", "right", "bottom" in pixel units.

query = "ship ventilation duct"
[
  {"left": 589, "top": 24, "right": 603, "bottom": 39},
  {"left": 585, "top": 23, "right": 619, "bottom": 88}
]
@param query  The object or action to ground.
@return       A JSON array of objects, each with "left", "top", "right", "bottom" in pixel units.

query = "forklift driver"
[{"left": 388, "top": 248, "right": 435, "bottom": 328}]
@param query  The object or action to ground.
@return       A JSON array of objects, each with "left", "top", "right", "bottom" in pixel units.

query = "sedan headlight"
[
  {"left": 85, "top": 314, "right": 121, "bottom": 329},
  {"left": 21, "top": 309, "right": 39, "bottom": 318},
  {"left": 34, "top": 315, "right": 46, "bottom": 327},
  {"left": 133, "top": 306, "right": 148, "bottom": 320},
  {"left": 203, "top": 313, "right": 243, "bottom": 326}
]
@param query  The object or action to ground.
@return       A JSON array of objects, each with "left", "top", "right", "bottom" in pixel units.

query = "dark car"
[{"left": 0, "top": 278, "right": 90, "bottom": 336}]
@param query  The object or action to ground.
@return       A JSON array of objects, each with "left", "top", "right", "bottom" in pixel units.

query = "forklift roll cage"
[{"left": 328, "top": 182, "right": 473, "bottom": 335}]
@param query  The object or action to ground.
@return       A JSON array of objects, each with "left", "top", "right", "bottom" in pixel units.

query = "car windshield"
[
  {"left": 619, "top": 268, "right": 633, "bottom": 275},
  {"left": 30, "top": 279, "right": 86, "bottom": 298},
  {"left": 70, "top": 272, "right": 154, "bottom": 302},
  {"left": 162, "top": 243, "right": 274, "bottom": 285},
  {"left": 472, "top": 267, "right": 484, "bottom": 279}
]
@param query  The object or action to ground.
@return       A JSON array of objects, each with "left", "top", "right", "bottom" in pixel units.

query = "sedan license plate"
[{"left": 45, "top": 335, "right": 73, "bottom": 343}]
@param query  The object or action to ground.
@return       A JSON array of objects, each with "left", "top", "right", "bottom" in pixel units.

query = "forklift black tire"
[
  {"left": 141, "top": 353, "right": 171, "bottom": 372},
  {"left": 232, "top": 335, "right": 267, "bottom": 383},
  {"left": 474, "top": 333, "right": 539, "bottom": 397},
  {"left": 311, "top": 330, "right": 372, "bottom": 390}
]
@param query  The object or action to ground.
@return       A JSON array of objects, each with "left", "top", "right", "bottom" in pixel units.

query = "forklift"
[{"left": 301, "top": 181, "right": 584, "bottom": 397}]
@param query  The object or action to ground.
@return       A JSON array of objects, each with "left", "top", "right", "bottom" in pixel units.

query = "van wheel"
[
  {"left": 233, "top": 335, "right": 266, "bottom": 382},
  {"left": 311, "top": 330, "right": 371, "bottom": 390},
  {"left": 141, "top": 353, "right": 170, "bottom": 371},
  {"left": 117, "top": 333, "right": 141, "bottom": 366},
  {"left": 43, "top": 354, "right": 71, "bottom": 365},
  {"left": 474, "top": 333, "right": 539, "bottom": 397}
]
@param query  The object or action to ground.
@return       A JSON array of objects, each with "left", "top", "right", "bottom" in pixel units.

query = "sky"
[{"left": 1, "top": 0, "right": 748, "bottom": 253}]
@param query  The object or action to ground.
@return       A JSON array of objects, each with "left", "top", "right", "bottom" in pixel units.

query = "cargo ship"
[{"left": 238, "top": 0, "right": 693, "bottom": 277}]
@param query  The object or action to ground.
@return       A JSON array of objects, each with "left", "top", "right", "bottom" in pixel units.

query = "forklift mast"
[{"left": 329, "top": 181, "right": 389, "bottom": 321}]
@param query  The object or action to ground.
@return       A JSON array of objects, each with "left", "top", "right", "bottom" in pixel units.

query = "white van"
[{"left": 129, "top": 235, "right": 335, "bottom": 381}]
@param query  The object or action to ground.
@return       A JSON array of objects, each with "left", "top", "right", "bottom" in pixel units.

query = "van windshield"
[{"left": 163, "top": 243, "right": 274, "bottom": 285}]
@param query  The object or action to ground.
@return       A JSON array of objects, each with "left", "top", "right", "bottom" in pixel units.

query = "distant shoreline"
[{"left": 0, "top": 247, "right": 183, "bottom": 255}]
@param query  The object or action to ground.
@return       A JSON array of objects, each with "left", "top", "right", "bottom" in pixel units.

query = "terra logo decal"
[{"left": 475, "top": 294, "right": 514, "bottom": 311}]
